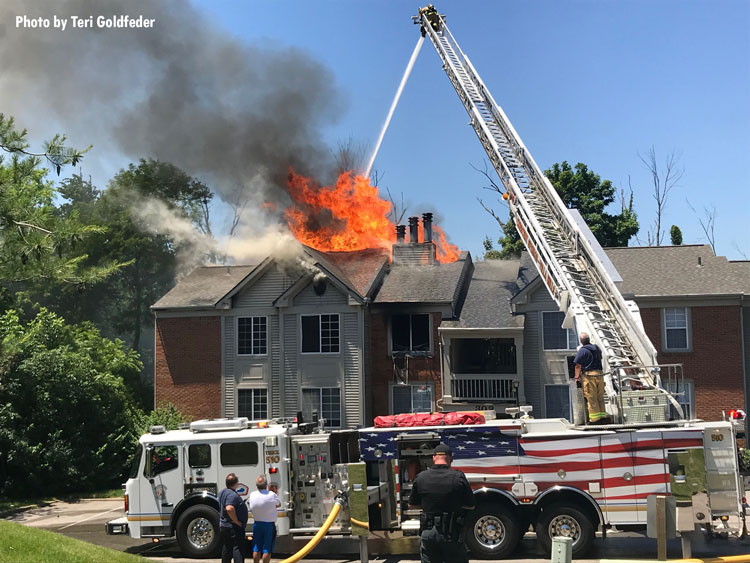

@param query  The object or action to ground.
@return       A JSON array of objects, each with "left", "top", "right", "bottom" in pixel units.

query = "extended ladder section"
[{"left": 416, "top": 10, "right": 682, "bottom": 421}]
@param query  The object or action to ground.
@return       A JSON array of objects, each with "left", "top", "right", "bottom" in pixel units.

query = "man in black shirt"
[
  {"left": 408, "top": 443, "right": 475, "bottom": 563},
  {"left": 574, "top": 332, "right": 609, "bottom": 424}
]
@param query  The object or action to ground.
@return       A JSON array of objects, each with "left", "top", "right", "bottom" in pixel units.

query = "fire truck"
[{"left": 108, "top": 6, "right": 746, "bottom": 559}]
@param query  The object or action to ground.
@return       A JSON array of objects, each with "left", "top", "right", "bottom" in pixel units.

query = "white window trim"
[
  {"left": 544, "top": 383, "right": 573, "bottom": 420},
  {"left": 388, "top": 313, "right": 433, "bottom": 356},
  {"left": 236, "top": 386, "right": 269, "bottom": 420},
  {"left": 300, "top": 313, "right": 341, "bottom": 355},
  {"left": 542, "top": 311, "right": 577, "bottom": 351},
  {"left": 388, "top": 382, "right": 435, "bottom": 414},
  {"left": 301, "top": 387, "right": 342, "bottom": 428},
  {"left": 236, "top": 316, "right": 268, "bottom": 357},
  {"left": 662, "top": 307, "right": 692, "bottom": 352}
]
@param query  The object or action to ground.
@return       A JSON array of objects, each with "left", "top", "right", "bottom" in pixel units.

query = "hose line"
[
  {"left": 278, "top": 500, "right": 344, "bottom": 563},
  {"left": 349, "top": 516, "right": 369, "bottom": 530}
]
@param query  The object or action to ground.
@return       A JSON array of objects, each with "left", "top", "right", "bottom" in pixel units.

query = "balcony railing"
[{"left": 450, "top": 375, "right": 519, "bottom": 401}]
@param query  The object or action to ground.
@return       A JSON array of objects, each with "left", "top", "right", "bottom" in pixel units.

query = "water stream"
[{"left": 364, "top": 35, "right": 425, "bottom": 180}]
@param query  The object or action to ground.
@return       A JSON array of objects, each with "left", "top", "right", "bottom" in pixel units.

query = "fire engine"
[{"left": 108, "top": 6, "right": 746, "bottom": 559}]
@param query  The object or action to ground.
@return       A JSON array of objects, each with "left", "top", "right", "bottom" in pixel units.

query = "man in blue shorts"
[{"left": 248, "top": 475, "right": 280, "bottom": 563}]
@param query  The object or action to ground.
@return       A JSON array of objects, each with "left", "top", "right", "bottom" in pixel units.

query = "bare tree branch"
[
  {"left": 385, "top": 187, "right": 408, "bottom": 225},
  {"left": 638, "top": 146, "right": 684, "bottom": 246},
  {"left": 687, "top": 199, "right": 717, "bottom": 254}
]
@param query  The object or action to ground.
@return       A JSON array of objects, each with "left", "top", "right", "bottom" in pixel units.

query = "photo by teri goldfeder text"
[{"left": 15, "top": 14, "right": 156, "bottom": 31}]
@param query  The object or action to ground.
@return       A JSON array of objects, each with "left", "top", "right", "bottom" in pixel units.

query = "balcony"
[{"left": 450, "top": 375, "right": 520, "bottom": 402}]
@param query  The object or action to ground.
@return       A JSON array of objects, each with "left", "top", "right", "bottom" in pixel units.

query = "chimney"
[
  {"left": 422, "top": 212, "right": 433, "bottom": 243},
  {"left": 408, "top": 216, "right": 419, "bottom": 243},
  {"left": 396, "top": 224, "right": 406, "bottom": 244}
]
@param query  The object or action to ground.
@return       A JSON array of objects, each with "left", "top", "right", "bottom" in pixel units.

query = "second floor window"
[
  {"left": 542, "top": 311, "right": 577, "bottom": 350},
  {"left": 664, "top": 308, "right": 690, "bottom": 351},
  {"left": 392, "top": 313, "right": 430, "bottom": 353},
  {"left": 301, "top": 314, "right": 340, "bottom": 353},
  {"left": 238, "top": 317, "right": 267, "bottom": 355}
]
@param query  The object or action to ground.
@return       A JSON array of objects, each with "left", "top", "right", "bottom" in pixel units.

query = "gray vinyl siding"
[
  {"left": 224, "top": 316, "right": 236, "bottom": 416},
  {"left": 343, "top": 312, "right": 363, "bottom": 427},
  {"left": 363, "top": 309, "right": 371, "bottom": 423},
  {"left": 271, "top": 316, "right": 281, "bottom": 417},
  {"left": 283, "top": 313, "right": 299, "bottom": 415},
  {"left": 523, "top": 310, "right": 542, "bottom": 416},
  {"left": 294, "top": 281, "right": 347, "bottom": 307},
  {"left": 234, "top": 269, "right": 291, "bottom": 308}
]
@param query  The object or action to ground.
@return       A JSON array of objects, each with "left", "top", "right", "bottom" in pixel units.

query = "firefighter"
[
  {"left": 574, "top": 332, "right": 610, "bottom": 425},
  {"left": 408, "top": 443, "right": 475, "bottom": 563},
  {"left": 419, "top": 4, "right": 441, "bottom": 32}
]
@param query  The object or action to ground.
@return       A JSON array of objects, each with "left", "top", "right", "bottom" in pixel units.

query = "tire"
[
  {"left": 537, "top": 504, "right": 595, "bottom": 557},
  {"left": 176, "top": 505, "right": 221, "bottom": 558},
  {"left": 464, "top": 503, "right": 520, "bottom": 559}
]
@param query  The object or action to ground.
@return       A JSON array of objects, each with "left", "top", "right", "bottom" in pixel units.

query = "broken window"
[
  {"left": 391, "top": 313, "right": 430, "bottom": 353},
  {"left": 301, "top": 314, "right": 340, "bottom": 353}
]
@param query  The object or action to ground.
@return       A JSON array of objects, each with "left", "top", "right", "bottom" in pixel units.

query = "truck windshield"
[{"left": 129, "top": 444, "right": 143, "bottom": 479}]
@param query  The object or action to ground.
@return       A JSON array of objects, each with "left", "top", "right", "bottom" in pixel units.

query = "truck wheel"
[
  {"left": 176, "top": 505, "right": 221, "bottom": 558},
  {"left": 464, "top": 503, "right": 519, "bottom": 559},
  {"left": 537, "top": 504, "right": 594, "bottom": 557}
]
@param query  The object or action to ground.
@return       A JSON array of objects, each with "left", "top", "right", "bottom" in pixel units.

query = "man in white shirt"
[{"left": 248, "top": 475, "right": 281, "bottom": 563}]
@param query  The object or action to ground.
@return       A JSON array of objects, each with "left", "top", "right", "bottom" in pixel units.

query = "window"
[
  {"left": 238, "top": 317, "right": 267, "bottom": 355},
  {"left": 302, "top": 388, "right": 341, "bottom": 427},
  {"left": 301, "top": 314, "right": 340, "bottom": 353},
  {"left": 391, "top": 383, "right": 433, "bottom": 414},
  {"left": 543, "top": 312, "right": 577, "bottom": 350},
  {"left": 238, "top": 388, "right": 268, "bottom": 420},
  {"left": 665, "top": 380, "right": 694, "bottom": 420},
  {"left": 392, "top": 314, "right": 430, "bottom": 353},
  {"left": 129, "top": 444, "right": 143, "bottom": 479},
  {"left": 545, "top": 384, "right": 572, "bottom": 421},
  {"left": 188, "top": 444, "right": 212, "bottom": 468},
  {"left": 149, "top": 445, "right": 179, "bottom": 477},
  {"left": 452, "top": 338, "right": 517, "bottom": 374},
  {"left": 220, "top": 442, "right": 259, "bottom": 466},
  {"left": 664, "top": 308, "right": 690, "bottom": 351}
]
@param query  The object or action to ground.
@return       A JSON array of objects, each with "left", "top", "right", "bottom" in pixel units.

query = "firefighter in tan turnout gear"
[{"left": 574, "top": 332, "right": 610, "bottom": 424}]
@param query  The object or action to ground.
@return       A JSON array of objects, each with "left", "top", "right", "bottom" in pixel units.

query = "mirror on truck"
[{"left": 144, "top": 445, "right": 154, "bottom": 482}]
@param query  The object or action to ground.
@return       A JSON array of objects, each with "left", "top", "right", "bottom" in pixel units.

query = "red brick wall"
[
  {"left": 640, "top": 305, "right": 744, "bottom": 421},
  {"left": 369, "top": 310, "right": 443, "bottom": 422},
  {"left": 154, "top": 316, "right": 222, "bottom": 420}
]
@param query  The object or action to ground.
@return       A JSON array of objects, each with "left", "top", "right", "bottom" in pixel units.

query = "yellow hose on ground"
[
  {"left": 278, "top": 501, "right": 344, "bottom": 563},
  {"left": 349, "top": 516, "right": 369, "bottom": 529}
]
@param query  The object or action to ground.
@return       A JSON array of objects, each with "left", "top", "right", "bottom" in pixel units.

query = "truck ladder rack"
[{"left": 416, "top": 10, "right": 682, "bottom": 420}]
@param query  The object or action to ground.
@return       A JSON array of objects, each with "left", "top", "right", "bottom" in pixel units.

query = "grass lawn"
[
  {"left": 0, "top": 521, "right": 154, "bottom": 563},
  {"left": 0, "top": 488, "right": 123, "bottom": 513}
]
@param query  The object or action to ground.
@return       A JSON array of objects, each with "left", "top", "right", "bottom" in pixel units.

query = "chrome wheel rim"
[
  {"left": 187, "top": 517, "right": 214, "bottom": 550},
  {"left": 474, "top": 514, "right": 506, "bottom": 549},
  {"left": 548, "top": 514, "right": 581, "bottom": 545}
]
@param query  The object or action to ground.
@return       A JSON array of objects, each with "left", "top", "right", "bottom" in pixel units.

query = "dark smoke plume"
[{"left": 0, "top": 0, "right": 345, "bottom": 209}]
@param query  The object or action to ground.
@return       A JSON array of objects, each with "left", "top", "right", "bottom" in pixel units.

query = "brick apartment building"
[{"left": 152, "top": 219, "right": 750, "bottom": 427}]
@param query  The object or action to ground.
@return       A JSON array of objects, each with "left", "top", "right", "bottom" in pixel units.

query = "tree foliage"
[
  {"left": 0, "top": 308, "right": 143, "bottom": 496},
  {"left": 0, "top": 115, "right": 121, "bottom": 286},
  {"left": 482, "top": 161, "right": 639, "bottom": 258},
  {"left": 670, "top": 225, "right": 683, "bottom": 246}
]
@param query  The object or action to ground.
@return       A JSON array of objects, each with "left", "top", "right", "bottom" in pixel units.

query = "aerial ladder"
[{"left": 415, "top": 7, "right": 683, "bottom": 423}]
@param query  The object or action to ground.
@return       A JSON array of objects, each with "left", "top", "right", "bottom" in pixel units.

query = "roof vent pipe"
[
  {"left": 422, "top": 212, "right": 433, "bottom": 243},
  {"left": 408, "top": 216, "right": 419, "bottom": 243},
  {"left": 396, "top": 225, "right": 406, "bottom": 244}
]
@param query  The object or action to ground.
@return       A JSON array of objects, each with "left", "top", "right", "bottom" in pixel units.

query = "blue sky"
[
  {"left": 6, "top": 0, "right": 748, "bottom": 260},
  {"left": 200, "top": 0, "right": 749, "bottom": 259}
]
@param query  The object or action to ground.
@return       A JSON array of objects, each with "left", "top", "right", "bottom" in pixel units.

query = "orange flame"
[{"left": 283, "top": 168, "right": 459, "bottom": 262}]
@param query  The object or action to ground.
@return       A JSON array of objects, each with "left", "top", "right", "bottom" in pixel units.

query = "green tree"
[
  {"left": 545, "top": 162, "right": 638, "bottom": 247},
  {"left": 480, "top": 161, "right": 639, "bottom": 257},
  {"left": 0, "top": 115, "right": 121, "bottom": 286},
  {"left": 0, "top": 308, "right": 143, "bottom": 496},
  {"left": 670, "top": 225, "right": 683, "bottom": 246}
]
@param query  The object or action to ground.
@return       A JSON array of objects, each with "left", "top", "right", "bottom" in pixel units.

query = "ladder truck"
[{"left": 415, "top": 6, "right": 682, "bottom": 425}]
